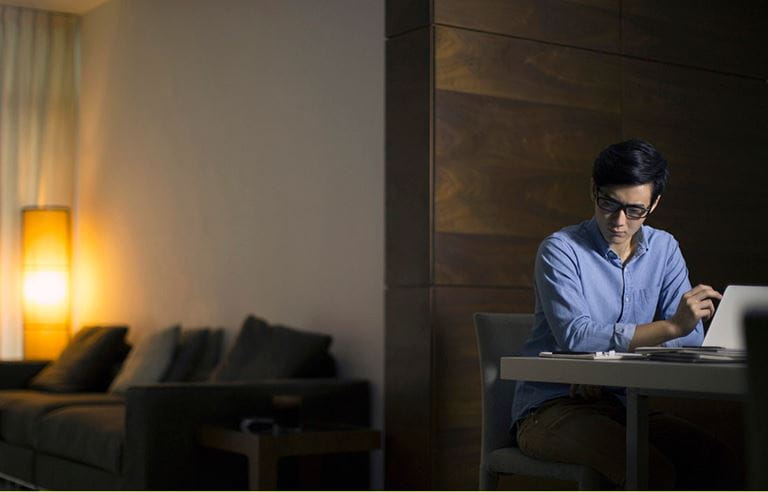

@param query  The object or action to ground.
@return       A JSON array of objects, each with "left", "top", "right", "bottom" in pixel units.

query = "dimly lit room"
[{"left": 0, "top": 0, "right": 765, "bottom": 490}]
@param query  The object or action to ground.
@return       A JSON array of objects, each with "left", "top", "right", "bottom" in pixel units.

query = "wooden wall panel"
[
  {"left": 386, "top": 28, "right": 432, "bottom": 286},
  {"left": 386, "top": 1, "right": 766, "bottom": 489},
  {"left": 435, "top": 0, "right": 619, "bottom": 52},
  {"left": 385, "top": 287, "right": 432, "bottom": 489},
  {"left": 433, "top": 27, "right": 621, "bottom": 286},
  {"left": 432, "top": 287, "right": 535, "bottom": 489},
  {"left": 435, "top": 27, "right": 619, "bottom": 112},
  {"left": 622, "top": 0, "right": 768, "bottom": 78},
  {"left": 622, "top": 58, "right": 768, "bottom": 289}
]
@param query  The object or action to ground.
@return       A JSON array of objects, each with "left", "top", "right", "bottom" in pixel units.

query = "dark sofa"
[{"left": 0, "top": 319, "right": 370, "bottom": 490}]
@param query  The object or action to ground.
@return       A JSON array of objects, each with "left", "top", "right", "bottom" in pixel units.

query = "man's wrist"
[{"left": 666, "top": 318, "right": 683, "bottom": 339}]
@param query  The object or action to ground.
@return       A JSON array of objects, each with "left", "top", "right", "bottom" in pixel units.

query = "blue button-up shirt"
[{"left": 510, "top": 218, "right": 703, "bottom": 425}]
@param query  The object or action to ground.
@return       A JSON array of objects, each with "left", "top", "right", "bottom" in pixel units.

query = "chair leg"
[{"left": 479, "top": 467, "right": 499, "bottom": 490}]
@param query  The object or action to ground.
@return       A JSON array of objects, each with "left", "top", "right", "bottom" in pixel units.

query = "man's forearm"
[{"left": 628, "top": 320, "right": 678, "bottom": 351}]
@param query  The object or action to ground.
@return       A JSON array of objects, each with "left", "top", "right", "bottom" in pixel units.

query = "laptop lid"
[{"left": 703, "top": 285, "right": 768, "bottom": 350}]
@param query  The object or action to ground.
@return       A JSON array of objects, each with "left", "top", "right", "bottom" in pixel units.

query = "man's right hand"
[{"left": 669, "top": 284, "right": 722, "bottom": 338}]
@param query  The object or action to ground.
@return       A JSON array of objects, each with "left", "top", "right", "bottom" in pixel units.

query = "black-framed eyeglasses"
[{"left": 594, "top": 192, "right": 652, "bottom": 219}]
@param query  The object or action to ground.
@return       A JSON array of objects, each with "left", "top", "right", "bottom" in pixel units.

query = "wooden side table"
[{"left": 198, "top": 424, "right": 381, "bottom": 490}]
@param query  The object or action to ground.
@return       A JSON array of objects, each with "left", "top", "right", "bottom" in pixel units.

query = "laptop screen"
[{"left": 702, "top": 285, "right": 768, "bottom": 350}]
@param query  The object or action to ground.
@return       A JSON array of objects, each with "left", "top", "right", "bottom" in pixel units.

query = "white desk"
[{"left": 500, "top": 357, "right": 746, "bottom": 489}]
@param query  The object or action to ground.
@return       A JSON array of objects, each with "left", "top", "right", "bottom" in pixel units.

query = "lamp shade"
[{"left": 22, "top": 207, "right": 71, "bottom": 360}]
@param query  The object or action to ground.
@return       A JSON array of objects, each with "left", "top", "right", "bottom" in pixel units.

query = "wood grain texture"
[
  {"left": 432, "top": 287, "right": 535, "bottom": 489},
  {"left": 434, "top": 90, "right": 613, "bottom": 237},
  {"left": 622, "top": 0, "right": 768, "bottom": 78},
  {"left": 435, "top": 26, "right": 621, "bottom": 113},
  {"left": 386, "top": 28, "right": 433, "bottom": 287},
  {"left": 386, "top": 3, "right": 765, "bottom": 489},
  {"left": 385, "top": 287, "right": 432, "bottom": 489},
  {"left": 622, "top": 57, "right": 768, "bottom": 289},
  {"left": 432, "top": 88, "right": 616, "bottom": 287},
  {"left": 434, "top": 232, "right": 538, "bottom": 287},
  {"left": 433, "top": 29, "right": 620, "bottom": 286},
  {"left": 435, "top": 0, "right": 620, "bottom": 52},
  {"left": 386, "top": 0, "right": 431, "bottom": 37}
]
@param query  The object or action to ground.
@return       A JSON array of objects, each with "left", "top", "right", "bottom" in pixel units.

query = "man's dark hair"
[{"left": 592, "top": 139, "right": 669, "bottom": 202}]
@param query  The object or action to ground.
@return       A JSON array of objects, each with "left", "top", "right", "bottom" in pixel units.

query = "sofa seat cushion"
[
  {"left": 37, "top": 404, "right": 125, "bottom": 474},
  {"left": 0, "top": 390, "right": 122, "bottom": 447}
]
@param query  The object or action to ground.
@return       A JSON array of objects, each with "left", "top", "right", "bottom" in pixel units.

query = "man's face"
[{"left": 593, "top": 183, "right": 658, "bottom": 251}]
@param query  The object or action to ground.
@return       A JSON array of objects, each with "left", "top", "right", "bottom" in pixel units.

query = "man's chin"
[{"left": 599, "top": 230, "right": 627, "bottom": 243}]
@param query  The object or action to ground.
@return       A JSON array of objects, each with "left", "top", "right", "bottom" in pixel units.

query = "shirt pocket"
[{"left": 635, "top": 287, "right": 660, "bottom": 323}]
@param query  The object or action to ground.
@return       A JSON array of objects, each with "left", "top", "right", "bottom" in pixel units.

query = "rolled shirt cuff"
[{"left": 612, "top": 323, "right": 636, "bottom": 352}]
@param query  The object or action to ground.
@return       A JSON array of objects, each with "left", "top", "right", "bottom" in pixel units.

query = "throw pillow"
[
  {"left": 162, "top": 328, "right": 210, "bottom": 382},
  {"left": 29, "top": 326, "right": 130, "bottom": 392},
  {"left": 187, "top": 328, "right": 224, "bottom": 381},
  {"left": 209, "top": 315, "right": 332, "bottom": 382},
  {"left": 109, "top": 325, "right": 180, "bottom": 393}
]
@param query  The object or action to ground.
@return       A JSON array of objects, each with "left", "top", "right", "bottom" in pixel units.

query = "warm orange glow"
[
  {"left": 22, "top": 207, "right": 71, "bottom": 360},
  {"left": 24, "top": 271, "right": 68, "bottom": 306}
]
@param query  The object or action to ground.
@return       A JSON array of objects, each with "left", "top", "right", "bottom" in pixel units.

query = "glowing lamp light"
[
  {"left": 24, "top": 271, "right": 68, "bottom": 307},
  {"left": 22, "top": 207, "right": 71, "bottom": 360}
]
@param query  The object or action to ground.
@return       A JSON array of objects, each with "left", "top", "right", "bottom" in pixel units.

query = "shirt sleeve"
[
  {"left": 656, "top": 238, "right": 704, "bottom": 347},
  {"left": 535, "top": 238, "right": 637, "bottom": 352}
]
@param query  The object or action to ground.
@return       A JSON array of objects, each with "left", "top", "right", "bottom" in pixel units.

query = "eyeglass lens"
[{"left": 596, "top": 195, "right": 649, "bottom": 219}]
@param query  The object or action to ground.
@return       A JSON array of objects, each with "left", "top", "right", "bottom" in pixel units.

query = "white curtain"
[{"left": 0, "top": 6, "right": 78, "bottom": 359}]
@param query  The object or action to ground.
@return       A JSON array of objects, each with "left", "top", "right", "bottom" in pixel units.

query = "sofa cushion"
[
  {"left": 187, "top": 328, "right": 223, "bottom": 381},
  {"left": 162, "top": 328, "right": 211, "bottom": 382},
  {"left": 209, "top": 316, "right": 332, "bottom": 381},
  {"left": 29, "top": 326, "right": 130, "bottom": 392},
  {"left": 36, "top": 404, "right": 125, "bottom": 474},
  {"left": 0, "top": 390, "right": 122, "bottom": 447},
  {"left": 0, "top": 440, "right": 35, "bottom": 484},
  {"left": 109, "top": 325, "right": 179, "bottom": 393}
]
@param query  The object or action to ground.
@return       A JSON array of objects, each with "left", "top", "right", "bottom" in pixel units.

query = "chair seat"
[
  {"left": 486, "top": 446, "right": 605, "bottom": 486},
  {"left": 474, "top": 313, "right": 609, "bottom": 490}
]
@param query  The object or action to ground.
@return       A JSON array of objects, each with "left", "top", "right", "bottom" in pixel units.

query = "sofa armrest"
[
  {"left": 0, "top": 360, "right": 49, "bottom": 389},
  {"left": 123, "top": 378, "right": 370, "bottom": 489}
]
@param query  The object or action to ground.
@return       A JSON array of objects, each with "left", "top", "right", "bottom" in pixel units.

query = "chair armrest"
[
  {"left": 123, "top": 378, "right": 370, "bottom": 489},
  {"left": 0, "top": 360, "right": 49, "bottom": 389}
]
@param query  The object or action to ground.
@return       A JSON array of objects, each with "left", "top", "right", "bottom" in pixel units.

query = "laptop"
[
  {"left": 636, "top": 285, "right": 768, "bottom": 362},
  {"left": 703, "top": 285, "right": 768, "bottom": 350}
]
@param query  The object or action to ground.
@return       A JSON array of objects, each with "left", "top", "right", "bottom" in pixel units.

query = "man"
[{"left": 511, "top": 139, "right": 738, "bottom": 489}]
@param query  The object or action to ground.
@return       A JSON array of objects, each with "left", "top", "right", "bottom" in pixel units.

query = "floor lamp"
[{"left": 22, "top": 206, "right": 71, "bottom": 360}]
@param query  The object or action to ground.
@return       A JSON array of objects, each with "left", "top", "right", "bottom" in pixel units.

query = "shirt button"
[{"left": 625, "top": 297, "right": 629, "bottom": 302}]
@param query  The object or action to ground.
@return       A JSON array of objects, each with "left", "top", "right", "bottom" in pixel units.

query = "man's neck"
[{"left": 611, "top": 234, "right": 639, "bottom": 265}]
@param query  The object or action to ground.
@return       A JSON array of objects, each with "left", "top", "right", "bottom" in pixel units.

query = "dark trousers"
[{"left": 516, "top": 394, "right": 741, "bottom": 489}]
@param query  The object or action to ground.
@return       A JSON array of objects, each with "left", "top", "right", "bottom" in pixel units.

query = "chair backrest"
[{"left": 474, "top": 312, "right": 534, "bottom": 459}]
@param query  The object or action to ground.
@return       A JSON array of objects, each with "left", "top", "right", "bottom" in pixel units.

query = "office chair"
[
  {"left": 745, "top": 308, "right": 768, "bottom": 490},
  {"left": 474, "top": 312, "right": 607, "bottom": 490}
]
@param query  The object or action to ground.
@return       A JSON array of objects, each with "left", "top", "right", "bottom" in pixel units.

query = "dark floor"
[{"left": 0, "top": 475, "right": 34, "bottom": 491}]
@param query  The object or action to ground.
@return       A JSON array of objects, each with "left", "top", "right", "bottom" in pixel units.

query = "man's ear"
[
  {"left": 650, "top": 194, "right": 661, "bottom": 213},
  {"left": 590, "top": 179, "right": 596, "bottom": 200}
]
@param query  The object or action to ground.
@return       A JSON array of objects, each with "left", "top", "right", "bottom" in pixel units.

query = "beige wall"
[{"left": 76, "top": 0, "right": 383, "bottom": 480}]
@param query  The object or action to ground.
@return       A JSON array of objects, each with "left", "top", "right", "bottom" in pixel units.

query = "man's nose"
[{"left": 613, "top": 209, "right": 627, "bottom": 224}]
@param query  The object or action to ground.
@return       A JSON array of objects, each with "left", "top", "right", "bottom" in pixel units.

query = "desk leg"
[
  {"left": 626, "top": 389, "right": 649, "bottom": 490},
  {"left": 245, "top": 450, "right": 278, "bottom": 490}
]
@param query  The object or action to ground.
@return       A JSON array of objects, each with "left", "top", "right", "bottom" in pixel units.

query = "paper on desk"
[{"left": 538, "top": 350, "right": 646, "bottom": 360}]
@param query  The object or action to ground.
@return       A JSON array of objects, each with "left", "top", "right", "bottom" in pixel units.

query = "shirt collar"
[{"left": 586, "top": 217, "right": 650, "bottom": 261}]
